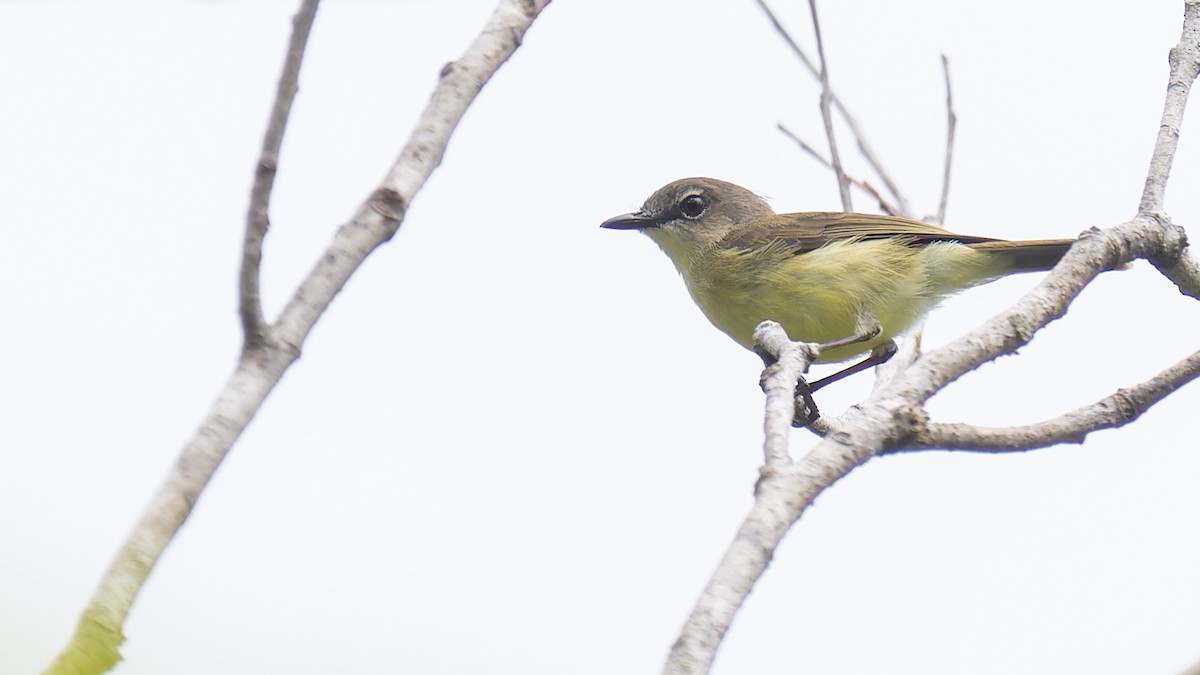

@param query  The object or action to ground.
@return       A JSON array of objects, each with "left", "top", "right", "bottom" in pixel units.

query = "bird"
[{"left": 601, "top": 177, "right": 1081, "bottom": 396}]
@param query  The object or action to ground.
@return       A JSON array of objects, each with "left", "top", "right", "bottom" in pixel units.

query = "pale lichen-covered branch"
[{"left": 42, "top": 1, "right": 551, "bottom": 673}]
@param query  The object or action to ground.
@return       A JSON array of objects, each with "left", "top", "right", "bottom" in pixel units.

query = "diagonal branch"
[
  {"left": 664, "top": 217, "right": 1191, "bottom": 675},
  {"left": 905, "top": 346, "right": 1200, "bottom": 452},
  {"left": 41, "top": 2, "right": 551, "bottom": 674},
  {"left": 777, "top": 123, "right": 901, "bottom": 215},
  {"left": 909, "top": 220, "right": 1186, "bottom": 401},
  {"left": 241, "top": 0, "right": 319, "bottom": 346},
  {"left": 665, "top": 3, "right": 1199, "bottom": 670},
  {"left": 663, "top": 445, "right": 870, "bottom": 675}
]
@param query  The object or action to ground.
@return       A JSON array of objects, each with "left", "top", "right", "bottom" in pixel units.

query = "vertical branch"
[
  {"left": 753, "top": 321, "right": 813, "bottom": 467},
  {"left": 936, "top": 54, "right": 956, "bottom": 225},
  {"left": 807, "top": 0, "right": 852, "bottom": 211},
  {"left": 241, "top": 0, "right": 320, "bottom": 347},
  {"left": 1140, "top": 0, "right": 1200, "bottom": 215}
]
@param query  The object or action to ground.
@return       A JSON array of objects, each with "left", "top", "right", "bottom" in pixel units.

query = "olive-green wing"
[{"left": 720, "top": 212, "right": 1001, "bottom": 255}]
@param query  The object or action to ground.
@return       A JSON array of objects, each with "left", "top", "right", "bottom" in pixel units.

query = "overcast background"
[{"left": 3, "top": 1, "right": 1200, "bottom": 674}]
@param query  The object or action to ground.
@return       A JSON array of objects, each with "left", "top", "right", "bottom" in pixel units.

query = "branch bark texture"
[
  {"left": 241, "top": 0, "right": 318, "bottom": 346},
  {"left": 42, "top": 1, "right": 550, "bottom": 673}
]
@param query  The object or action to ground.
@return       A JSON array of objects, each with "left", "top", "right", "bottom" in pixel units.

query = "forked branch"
[
  {"left": 42, "top": 2, "right": 551, "bottom": 673},
  {"left": 1141, "top": 0, "right": 1200, "bottom": 215},
  {"left": 663, "top": 3, "right": 1198, "bottom": 673},
  {"left": 908, "top": 346, "right": 1200, "bottom": 451},
  {"left": 240, "top": 0, "right": 319, "bottom": 347}
]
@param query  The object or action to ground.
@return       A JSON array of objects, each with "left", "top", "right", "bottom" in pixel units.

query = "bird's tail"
[{"left": 968, "top": 238, "right": 1078, "bottom": 273}]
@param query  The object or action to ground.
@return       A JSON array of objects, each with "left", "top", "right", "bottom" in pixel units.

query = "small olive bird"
[{"left": 601, "top": 177, "right": 1080, "bottom": 393}]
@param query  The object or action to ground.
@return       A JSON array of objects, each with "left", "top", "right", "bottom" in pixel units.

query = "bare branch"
[
  {"left": 935, "top": 54, "right": 956, "bottom": 225},
  {"left": 911, "top": 220, "right": 1185, "bottom": 401},
  {"left": 777, "top": 124, "right": 900, "bottom": 215},
  {"left": 240, "top": 0, "right": 319, "bottom": 347},
  {"left": 807, "top": 0, "right": 852, "bottom": 211},
  {"left": 872, "top": 330, "right": 922, "bottom": 394},
  {"left": 1142, "top": 1, "right": 1200, "bottom": 297},
  {"left": 667, "top": 218, "right": 1186, "bottom": 673},
  {"left": 905, "top": 347, "right": 1200, "bottom": 452},
  {"left": 668, "top": 316, "right": 900, "bottom": 673},
  {"left": 668, "top": 73, "right": 1193, "bottom": 675},
  {"left": 1158, "top": 245, "right": 1200, "bottom": 300},
  {"left": 664, "top": 432, "right": 880, "bottom": 675},
  {"left": 1141, "top": 0, "right": 1200, "bottom": 215},
  {"left": 753, "top": 0, "right": 819, "bottom": 75},
  {"left": 41, "top": 2, "right": 551, "bottom": 674},
  {"left": 752, "top": 321, "right": 816, "bottom": 466},
  {"left": 754, "top": 0, "right": 912, "bottom": 216},
  {"left": 667, "top": 4, "right": 1199, "bottom": 673}
]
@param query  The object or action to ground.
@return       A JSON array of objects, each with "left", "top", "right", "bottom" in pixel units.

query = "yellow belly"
[{"left": 683, "top": 239, "right": 989, "bottom": 362}]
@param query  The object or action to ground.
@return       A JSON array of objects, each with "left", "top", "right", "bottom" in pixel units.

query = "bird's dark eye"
[{"left": 678, "top": 194, "right": 707, "bottom": 219}]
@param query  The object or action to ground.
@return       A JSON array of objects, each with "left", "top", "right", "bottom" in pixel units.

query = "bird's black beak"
[{"left": 600, "top": 211, "right": 657, "bottom": 230}]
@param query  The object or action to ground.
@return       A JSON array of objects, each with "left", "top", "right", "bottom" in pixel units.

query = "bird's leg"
[
  {"left": 792, "top": 379, "right": 822, "bottom": 427},
  {"left": 815, "top": 311, "right": 884, "bottom": 357},
  {"left": 792, "top": 313, "right": 888, "bottom": 427},
  {"left": 808, "top": 340, "right": 898, "bottom": 393},
  {"left": 791, "top": 339, "right": 897, "bottom": 426},
  {"left": 755, "top": 314, "right": 891, "bottom": 427}
]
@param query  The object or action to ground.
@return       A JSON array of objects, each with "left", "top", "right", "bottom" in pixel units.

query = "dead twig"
[
  {"left": 754, "top": 0, "right": 913, "bottom": 216},
  {"left": 807, "top": 0, "right": 852, "bottom": 211},
  {"left": 935, "top": 54, "right": 956, "bottom": 225},
  {"left": 778, "top": 123, "right": 900, "bottom": 215}
]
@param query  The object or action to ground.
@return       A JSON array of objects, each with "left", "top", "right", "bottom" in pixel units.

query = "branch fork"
[
  {"left": 43, "top": 2, "right": 552, "bottom": 673},
  {"left": 666, "top": 3, "right": 1200, "bottom": 673}
]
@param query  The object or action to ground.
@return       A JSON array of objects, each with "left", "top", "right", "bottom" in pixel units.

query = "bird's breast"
[{"left": 684, "top": 240, "right": 938, "bottom": 362}]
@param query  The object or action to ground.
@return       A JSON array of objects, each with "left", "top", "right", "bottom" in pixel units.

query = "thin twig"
[
  {"left": 1140, "top": 0, "right": 1200, "bottom": 215},
  {"left": 753, "top": 0, "right": 819, "bottom": 76},
  {"left": 807, "top": 0, "right": 852, "bottom": 211},
  {"left": 935, "top": 54, "right": 956, "bottom": 225},
  {"left": 754, "top": 0, "right": 912, "bottom": 216},
  {"left": 777, "top": 124, "right": 900, "bottom": 215},
  {"left": 240, "top": 0, "right": 319, "bottom": 347},
  {"left": 40, "top": 3, "right": 551, "bottom": 674},
  {"left": 905, "top": 346, "right": 1200, "bottom": 451}
]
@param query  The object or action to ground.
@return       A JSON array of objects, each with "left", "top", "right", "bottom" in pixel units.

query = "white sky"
[{"left": 3, "top": 1, "right": 1199, "bottom": 674}]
